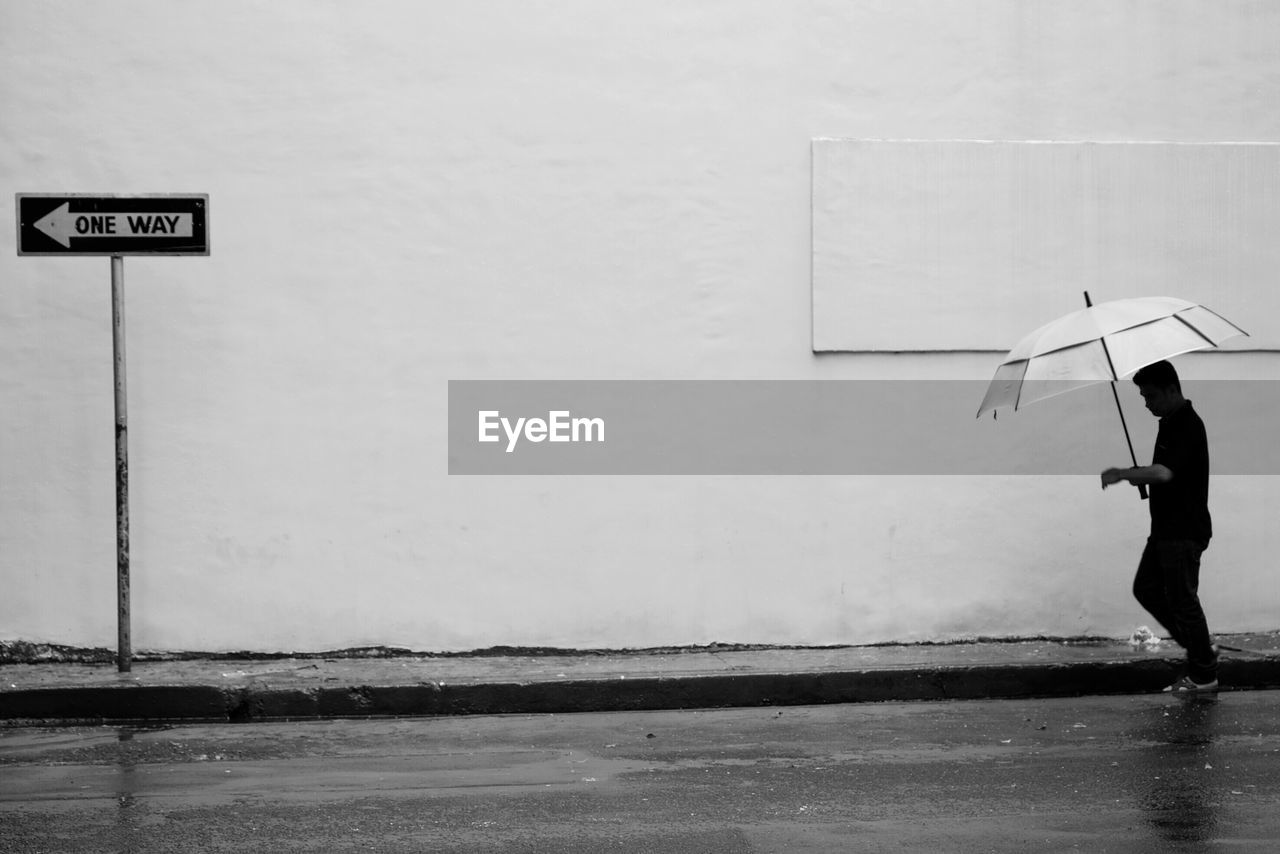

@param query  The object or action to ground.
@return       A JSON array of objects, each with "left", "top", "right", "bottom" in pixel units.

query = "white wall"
[
  {"left": 2, "top": 0, "right": 1279, "bottom": 652},
  {"left": 813, "top": 139, "right": 1280, "bottom": 352}
]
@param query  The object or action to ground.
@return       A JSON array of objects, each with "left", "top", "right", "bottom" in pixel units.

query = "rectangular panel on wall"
[{"left": 811, "top": 139, "right": 1280, "bottom": 352}]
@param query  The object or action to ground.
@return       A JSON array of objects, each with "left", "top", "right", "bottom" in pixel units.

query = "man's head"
[{"left": 1133, "top": 360, "right": 1185, "bottom": 417}]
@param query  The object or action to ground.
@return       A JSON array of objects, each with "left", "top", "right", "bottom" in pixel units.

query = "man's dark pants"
[{"left": 1133, "top": 538, "right": 1218, "bottom": 683}]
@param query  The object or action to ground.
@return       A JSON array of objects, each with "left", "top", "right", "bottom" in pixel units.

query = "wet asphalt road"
[{"left": 2, "top": 691, "right": 1279, "bottom": 853}]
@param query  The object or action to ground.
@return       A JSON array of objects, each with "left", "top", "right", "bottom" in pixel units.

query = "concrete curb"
[{"left": 5, "top": 655, "right": 1280, "bottom": 724}]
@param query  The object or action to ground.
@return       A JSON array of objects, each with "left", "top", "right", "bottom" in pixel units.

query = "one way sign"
[{"left": 16, "top": 194, "right": 209, "bottom": 255}]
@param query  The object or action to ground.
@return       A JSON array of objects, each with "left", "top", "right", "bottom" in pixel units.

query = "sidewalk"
[{"left": 3, "top": 635, "right": 1279, "bottom": 724}]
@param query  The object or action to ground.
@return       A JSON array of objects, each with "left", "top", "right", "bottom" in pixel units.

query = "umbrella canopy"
[{"left": 977, "top": 297, "right": 1248, "bottom": 417}]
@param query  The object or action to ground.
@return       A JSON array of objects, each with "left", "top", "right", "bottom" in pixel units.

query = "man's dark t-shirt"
[{"left": 1149, "top": 400, "right": 1211, "bottom": 544}]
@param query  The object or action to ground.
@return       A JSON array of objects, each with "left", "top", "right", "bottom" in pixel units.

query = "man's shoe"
[{"left": 1163, "top": 675, "right": 1219, "bottom": 694}]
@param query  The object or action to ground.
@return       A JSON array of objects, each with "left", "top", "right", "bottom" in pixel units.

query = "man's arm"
[{"left": 1101, "top": 465, "right": 1173, "bottom": 489}]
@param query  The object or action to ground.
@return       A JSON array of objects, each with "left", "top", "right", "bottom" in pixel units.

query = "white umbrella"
[
  {"left": 978, "top": 295, "right": 1247, "bottom": 416},
  {"left": 977, "top": 293, "right": 1248, "bottom": 496}
]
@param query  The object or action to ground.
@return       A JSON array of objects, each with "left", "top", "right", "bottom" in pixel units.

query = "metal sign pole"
[
  {"left": 16, "top": 194, "right": 209, "bottom": 673},
  {"left": 111, "top": 255, "right": 131, "bottom": 673}
]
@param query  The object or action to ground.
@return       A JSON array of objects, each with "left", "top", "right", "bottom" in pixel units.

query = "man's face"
[{"left": 1138, "top": 384, "right": 1179, "bottom": 417}]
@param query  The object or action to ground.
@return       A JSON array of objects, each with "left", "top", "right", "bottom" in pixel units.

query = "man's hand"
[{"left": 1101, "top": 467, "right": 1130, "bottom": 489}]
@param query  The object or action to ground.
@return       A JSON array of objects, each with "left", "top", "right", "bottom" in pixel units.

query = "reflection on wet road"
[
  {"left": 1130, "top": 695, "right": 1230, "bottom": 845},
  {"left": 3, "top": 691, "right": 1279, "bottom": 852}
]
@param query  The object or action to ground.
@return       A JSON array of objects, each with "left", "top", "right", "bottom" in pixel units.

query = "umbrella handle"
[
  {"left": 1088, "top": 292, "right": 1149, "bottom": 502},
  {"left": 1108, "top": 375, "right": 1148, "bottom": 501},
  {"left": 1111, "top": 372, "right": 1150, "bottom": 507}
]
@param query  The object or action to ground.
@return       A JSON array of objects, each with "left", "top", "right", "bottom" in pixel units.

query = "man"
[{"left": 1101, "top": 360, "right": 1217, "bottom": 694}]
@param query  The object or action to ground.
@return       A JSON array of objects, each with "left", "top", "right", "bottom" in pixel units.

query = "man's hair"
[{"left": 1133, "top": 359, "right": 1181, "bottom": 392}]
